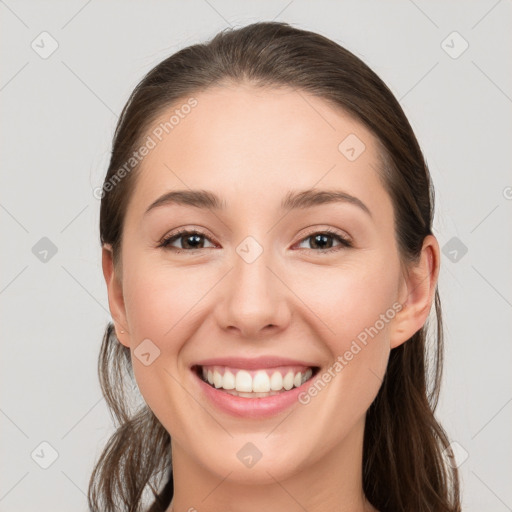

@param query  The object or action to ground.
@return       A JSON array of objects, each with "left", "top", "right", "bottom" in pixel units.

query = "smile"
[
  {"left": 190, "top": 357, "right": 320, "bottom": 418},
  {"left": 194, "top": 364, "right": 317, "bottom": 397}
]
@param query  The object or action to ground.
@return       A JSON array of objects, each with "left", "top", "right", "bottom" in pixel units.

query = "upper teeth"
[{"left": 201, "top": 366, "right": 313, "bottom": 393}]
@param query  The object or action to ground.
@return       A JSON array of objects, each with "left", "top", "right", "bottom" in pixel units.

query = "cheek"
[
  {"left": 290, "top": 273, "right": 396, "bottom": 445},
  {"left": 291, "top": 256, "right": 399, "bottom": 406},
  {"left": 334, "top": 275, "right": 397, "bottom": 356},
  {"left": 120, "top": 254, "right": 223, "bottom": 422},
  {"left": 120, "top": 260, "right": 199, "bottom": 432},
  {"left": 122, "top": 254, "right": 208, "bottom": 341},
  {"left": 292, "top": 255, "right": 399, "bottom": 350}
]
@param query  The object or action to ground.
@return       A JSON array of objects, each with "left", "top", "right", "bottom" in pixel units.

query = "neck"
[{"left": 166, "top": 415, "right": 377, "bottom": 512}]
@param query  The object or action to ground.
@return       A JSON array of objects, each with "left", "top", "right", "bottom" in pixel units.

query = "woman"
[{"left": 89, "top": 21, "right": 461, "bottom": 512}]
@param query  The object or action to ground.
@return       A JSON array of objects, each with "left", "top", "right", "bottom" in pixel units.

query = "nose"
[{"left": 214, "top": 240, "right": 291, "bottom": 340}]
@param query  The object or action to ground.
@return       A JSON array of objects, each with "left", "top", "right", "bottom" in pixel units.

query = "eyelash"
[{"left": 158, "top": 228, "right": 353, "bottom": 254}]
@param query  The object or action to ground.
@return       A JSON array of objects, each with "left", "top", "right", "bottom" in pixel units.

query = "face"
[{"left": 104, "top": 84, "right": 432, "bottom": 486}]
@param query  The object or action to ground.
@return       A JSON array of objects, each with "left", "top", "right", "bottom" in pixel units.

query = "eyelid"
[
  {"left": 158, "top": 225, "right": 353, "bottom": 252},
  {"left": 158, "top": 226, "right": 217, "bottom": 249},
  {"left": 292, "top": 226, "right": 353, "bottom": 251},
  {"left": 296, "top": 226, "right": 352, "bottom": 244}
]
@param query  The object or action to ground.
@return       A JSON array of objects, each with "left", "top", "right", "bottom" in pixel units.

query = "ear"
[
  {"left": 102, "top": 244, "right": 130, "bottom": 348},
  {"left": 390, "top": 234, "right": 440, "bottom": 349}
]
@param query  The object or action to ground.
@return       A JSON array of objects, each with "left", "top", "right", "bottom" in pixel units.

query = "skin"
[{"left": 102, "top": 84, "right": 440, "bottom": 512}]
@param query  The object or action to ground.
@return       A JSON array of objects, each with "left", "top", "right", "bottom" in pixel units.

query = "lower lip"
[{"left": 193, "top": 369, "right": 315, "bottom": 419}]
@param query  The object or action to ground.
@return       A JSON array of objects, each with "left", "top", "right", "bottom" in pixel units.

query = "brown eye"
[
  {"left": 159, "top": 230, "right": 216, "bottom": 251},
  {"left": 296, "top": 230, "right": 352, "bottom": 251}
]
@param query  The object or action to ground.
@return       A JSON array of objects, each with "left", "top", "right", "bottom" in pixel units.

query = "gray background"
[{"left": 1, "top": 1, "right": 511, "bottom": 510}]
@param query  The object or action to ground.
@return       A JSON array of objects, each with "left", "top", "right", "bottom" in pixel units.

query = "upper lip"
[{"left": 192, "top": 356, "right": 318, "bottom": 370}]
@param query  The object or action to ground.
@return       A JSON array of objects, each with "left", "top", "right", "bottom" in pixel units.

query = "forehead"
[{"left": 127, "top": 85, "right": 392, "bottom": 220}]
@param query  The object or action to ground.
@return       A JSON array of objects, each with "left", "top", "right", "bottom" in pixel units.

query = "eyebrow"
[
  {"left": 281, "top": 188, "right": 372, "bottom": 217},
  {"left": 144, "top": 188, "right": 372, "bottom": 217}
]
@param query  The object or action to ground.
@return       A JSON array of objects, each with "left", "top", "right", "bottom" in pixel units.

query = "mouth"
[{"left": 191, "top": 363, "right": 320, "bottom": 399}]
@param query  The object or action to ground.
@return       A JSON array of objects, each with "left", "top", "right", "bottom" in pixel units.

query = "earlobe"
[
  {"left": 389, "top": 235, "right": 440, "bottom": 349},
  {"left": 102, "top": 245, "right": 130, "bottom": 347}
]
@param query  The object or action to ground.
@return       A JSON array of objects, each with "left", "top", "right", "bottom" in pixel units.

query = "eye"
[
  {"left": 295, "top": 229, "right": 352, "bottom": 252},
  {"left": 158, "top": 228, "right": 352, "bottom": 254},
  {"left": 158, "top": 229, "right": 216, "bottom": 252}
]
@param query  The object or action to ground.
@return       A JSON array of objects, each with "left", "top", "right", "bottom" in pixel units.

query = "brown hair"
[{"left": 90, "top": 21, "right": 461, "bottom": 512}]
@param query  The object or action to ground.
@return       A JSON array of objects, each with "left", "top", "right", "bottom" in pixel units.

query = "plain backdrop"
[{"left": 1, "top": 1, "right": 511, "bottom": 510}]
